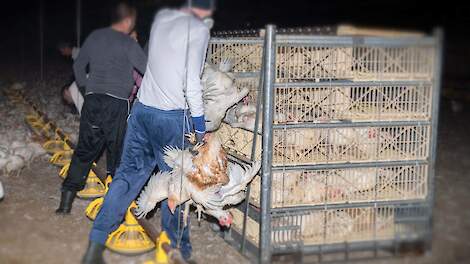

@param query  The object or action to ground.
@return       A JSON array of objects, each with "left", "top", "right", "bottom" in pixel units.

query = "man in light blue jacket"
[{"left": 82, "top": 0, "right": 215, "bottom": 263}]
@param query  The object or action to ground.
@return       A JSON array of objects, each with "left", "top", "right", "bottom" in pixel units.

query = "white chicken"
[
  {"left": 135, "top": 133, "right": 261, "bottom": 227},
  {"left": 202, "top": 60, "right": 250, "bottom": 131},
  {"left": 224, "top": 103, "right": 258, "bottom": 131},
  {"left": 324, "top": 127, "right": 393, "bottom": 159}
]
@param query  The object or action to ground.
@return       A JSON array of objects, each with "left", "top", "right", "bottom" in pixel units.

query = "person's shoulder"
[
  {"left": 189, "top": 15, "right": 207, "bottom": 29},
  {"left": 91, "top": 27, "right": 108, "bottom": 35},
  {"left": 87, "top": 27, "right": 108, "bottom": 39},
  {"left": 190, "top": 19, "right": 210, "bottom": 37},
  {"left": 156, "top": 8, "right": 172, "bottom": 17}
]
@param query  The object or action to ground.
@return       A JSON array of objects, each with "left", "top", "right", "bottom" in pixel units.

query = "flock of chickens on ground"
[{"left": 0, "top": 81, "right": 80, "bottom": 202}]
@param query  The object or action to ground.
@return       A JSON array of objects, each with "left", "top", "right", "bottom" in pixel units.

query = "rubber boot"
[
  {"left": 55, "top": 190, "right": 76, "bottom": 214},
  {"left": 82, "top": 241, "right": 106, "bottom": 264}
]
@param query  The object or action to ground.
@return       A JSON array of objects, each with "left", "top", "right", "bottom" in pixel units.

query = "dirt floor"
[{"left": 1, "top": 63, "right": 470, "bottom": 264}]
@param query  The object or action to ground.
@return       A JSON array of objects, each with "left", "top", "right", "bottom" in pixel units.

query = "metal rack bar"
[
  {"left": 209, "top": 38, "right": 264, "bottom": 44},
  {"left": 272, "top": 120, "right": 430, "bottom": 130},
  {"left": 241, "top": 31, "right": 266, "bottom": 254},
  {"left": 275, "top": 35, "right": 435, "bottom": 47},
  {"left": 426, "top": 28, "right": 444, "bottom": 249},
  {"left": 270, "top": 200, "right": 429, "bottom": 213},
  {"left": 274, "top": 80, "right": 432, "bottom": 88},
  {"left": 272, "top": 159, "right": 428, "bottom": 171},
  {"left": 273, "top": 237, "right": 427, "bottom": 255},
  {"left": 209, "top": 35, "right": 435, "bottom": 47},
  {"left": 259, "top": 24, "right": 276, "bottom": 264}
]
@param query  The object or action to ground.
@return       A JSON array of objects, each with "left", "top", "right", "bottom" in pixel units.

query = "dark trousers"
[
  {"left": 62, "top": 94, "right": 129, "bottom": 192},
  {"left": 90, "top": 102, "right": 192, "bottom": 259}
]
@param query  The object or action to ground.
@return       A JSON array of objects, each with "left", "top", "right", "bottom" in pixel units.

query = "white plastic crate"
[
  {"left": 249, "top": 165, "right": 428, "bottom": 208},
  {"left": 216, "top": 124, "right": 430, "bottom": 166}
]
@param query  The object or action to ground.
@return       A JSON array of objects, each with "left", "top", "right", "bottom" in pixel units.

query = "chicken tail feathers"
[
  {"left": 244, "top": 160, "right": 261, "bottom": 185},
  {"left": 219, "top": 58, "right": 233, "bottom": 72},
  {"left": 163, "top": 146, "right": 181, "bottom": 168},
  {"left": 135, "top": 171, "right": 170, "bottom": 219}
]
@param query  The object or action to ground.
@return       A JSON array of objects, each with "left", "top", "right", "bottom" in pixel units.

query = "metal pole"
[
  {"left": 427, "top": 27, "right": 444, "bottom": 250},
  {"left": 259, "top": 24, "right": 276, "bottom": 264},
  {"left": 76, "top": 0, "right": 81, "bottom": 47},
  {"left": 241, "top": 40, "right": 265, "bottom": 254},
  {"left": 21, "top": 16, "right": 25, "bottom": 77},
  {"left": 39, "top": 0, "right": 44, "bottom": 81}
]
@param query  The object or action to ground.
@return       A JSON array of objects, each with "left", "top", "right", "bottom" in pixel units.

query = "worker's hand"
[
  {"left": 195, "top": 131, "right": 205, "bottom": 144},
  {"left": 192, "top": 115, "right": 206, "bottom": 144},
  {"left": 186, "top": 132, "right": 205, "bottom": 155}
]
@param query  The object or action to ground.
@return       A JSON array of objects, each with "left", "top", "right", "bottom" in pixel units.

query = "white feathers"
[
  {"left": 205, "top": 161, "right": 261, "bottom": 209},
  {"left": 218, "top": 58, "right": 233, "bottom": 73},
  {"left": 201, "top": 61, "right": 250, "bottom": 132},
  {"left": 135, "top": 171, "right": 171, "bottom": 218},
  {"left": 0, "top": 83, "right": 51, "bottom": 175},
  {"left": 135, "top": 146, "right": 262, "bottom": 225},
  {"left": 0, "top": 141, "right": 46, "bottom": 175},
  {"left": 163, "top": 146, "right": 194, "bottom": 174}
]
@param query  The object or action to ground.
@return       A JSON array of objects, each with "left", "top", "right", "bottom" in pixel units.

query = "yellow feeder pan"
[
  {"left": 50, "top": 150, "right": 73, "bottom": 167},
  {"left": 59, "top": 163, "right": 70, "bottom": 179},
  {"left": 25, "top": 114, "right": 53, "bottom": 138},
  {"left": 85, "top": 176, "right": 112, "bottom": 221},
  {"left": 77, "top": 170, "right": 106, "bottom": 199},
  {"left": 143, "top": 231, "right": 184, "bottom": 264},
  {"left": 31, "top": 123, "right": 53, "bottom": 138},
  {"left": 59, "top": 161, "right": 98, "bottom": 179},
  {"left": 85, "top": 197, "right": 104, "bottom": 221},
  {"left": 25, "top": 115, "right": 41, "bottom": 128},
  {"left": 106, "top": 202, "right": 155, "bottom": 255},
  {"left": 155, "top": 231, "right": 171, "bottom": 264},
  {"left": 43, "top": 139, "right": 70, "bottom": 155},
  {"left": 26, "top": 117, "right": 51, "bottom": 138}
]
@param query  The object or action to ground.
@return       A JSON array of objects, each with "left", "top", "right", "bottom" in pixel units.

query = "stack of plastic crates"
[{"left": 209, "top": 25, "right": 442, "bottom": 263}]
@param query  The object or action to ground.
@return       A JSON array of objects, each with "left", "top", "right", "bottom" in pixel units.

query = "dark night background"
[{"left": 1, "top": 0, "right": 469, "bottom": 87}]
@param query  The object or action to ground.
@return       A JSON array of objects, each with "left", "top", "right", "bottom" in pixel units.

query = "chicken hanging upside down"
[
  {"left": 135, "top": 133, "right": 261, "bottom": 227},
  {"left": 202, "top": 59, "right": 250, "bottom": 131}
]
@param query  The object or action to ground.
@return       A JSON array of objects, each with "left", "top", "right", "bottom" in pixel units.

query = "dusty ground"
[
  {"left": 0, "top": 155, "right": 249, "bottom": 264},
  {"left": 0, "top": 62, "right": 469, "bottom": 263}
]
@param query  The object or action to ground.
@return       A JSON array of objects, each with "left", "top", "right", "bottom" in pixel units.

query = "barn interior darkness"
[{"left": 1, "top": 0, "right": 469, "bottom": 88}]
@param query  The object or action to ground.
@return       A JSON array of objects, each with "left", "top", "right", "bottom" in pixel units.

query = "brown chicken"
[
  {"left": 136, "top": 132, "right": 261, "bottom": 228},
  {"left": 187, "top": 133, "right": 230, "bottom": 190}
]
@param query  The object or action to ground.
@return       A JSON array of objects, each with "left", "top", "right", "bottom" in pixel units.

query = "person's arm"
[
  {"left": 71, "top": 47, "right": 80, "bottom": 61},
  {"left": 128, "top": 41, "right": 147, "bottom": 75},
  {"left": 186, "top": 25, "right": 210, "bottom": 139},
  {"left": 73, "top": 35, "right": 92, "bottom": 88}
]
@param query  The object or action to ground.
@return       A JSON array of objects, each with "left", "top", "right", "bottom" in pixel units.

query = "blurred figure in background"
[
  {"left": 56, "top": 0, "right": 146, "bottom": 233},
  {"left": 58, "top": 42, "right": 80, "bottom": 60},
  {"left": 58, "top": 42, "right": 85, "bottom": 114}
]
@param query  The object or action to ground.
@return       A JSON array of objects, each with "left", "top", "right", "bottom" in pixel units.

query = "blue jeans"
[{"left": 90, "top": 102, "right": 192, "bottom": 259}]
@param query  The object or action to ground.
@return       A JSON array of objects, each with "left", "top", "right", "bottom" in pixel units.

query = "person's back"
[
  {"left": 138, "top": 8, "right": 209, "bottom": 118},
  {"left": 57, "top": 1, "right": 147, "bottom": 228},
  {"left": 74, "top": 28, "right": 146, "bottom": 99}
]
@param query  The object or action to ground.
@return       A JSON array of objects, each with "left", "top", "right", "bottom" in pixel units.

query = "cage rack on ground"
[{"left": 210, "top": 24, "right": 442, "bottom": 263}]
